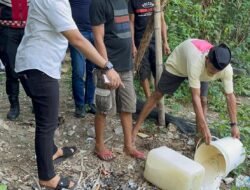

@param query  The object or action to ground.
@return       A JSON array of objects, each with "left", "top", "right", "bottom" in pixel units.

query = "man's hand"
[
  {"left": 198, "top": 124, "right": 212, "bottom": 145},
  {"left": 132, "top": 45, "right": 137, "bottom": 58},
  {"left": 196, "top": 115, "right": 211, "bottom": 145},
  {"left": 231, "top": 126, "right": 240, "bottom": 139},
  {"left": 192, "top": 88, "right": 211, "bottom": 144},
  {"left": 163, "top": 42, "right": 171, "bottom": 55},
  {"left": 106, "top": 69, "right": 124, "bottom": 89}
]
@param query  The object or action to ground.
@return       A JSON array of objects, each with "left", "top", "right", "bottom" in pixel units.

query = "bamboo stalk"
[
  {"left": 134, "top": 0, "right": 168, "bottom": 126},
  {"left": 154, "top": 0, "right": 165, "bottom": 126}
]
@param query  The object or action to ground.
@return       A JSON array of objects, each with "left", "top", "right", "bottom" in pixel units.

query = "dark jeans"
[
  {"left": 69, "top": 31, "right": 95, "bottom": 108},
  {"left": 0, "top": 26, "right": 24, "bottom": 96},
  {"left": 19, "top": 69, "right": 58, "bottom": 180}
]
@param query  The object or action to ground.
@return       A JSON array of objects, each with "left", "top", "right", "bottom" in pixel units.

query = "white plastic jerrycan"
[
  {"left": 194, "top": 137, "right": 246, "bottom": 190},
  {"left": 144, "top": 146, "right": 205, "bottom": 190}
]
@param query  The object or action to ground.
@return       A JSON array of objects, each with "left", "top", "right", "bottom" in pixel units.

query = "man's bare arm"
[
  {"left": 161, "top": 12, "right": 170, "bottom": 55},
  {"left": 92, "top": 24, "right": 108, "bottom": 61},
  {"left": 129, "top": 13, "right": 137, "bottom": 58},
  {"left": 62, "top": 29, "right": 122, "bottom": 88},
  {"left": 225, "top": 93, "right": 240, "bottom": 138},
  {"left": 62, "top": 29, "right": 107, "bottom": 68},
  {"left": 191, "top": 87, "right": 211, "bottom": 144}
]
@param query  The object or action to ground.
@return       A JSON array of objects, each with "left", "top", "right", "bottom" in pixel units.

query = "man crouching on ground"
[{"left": 133, "top": 39, "right": 240, "bottom": 147}]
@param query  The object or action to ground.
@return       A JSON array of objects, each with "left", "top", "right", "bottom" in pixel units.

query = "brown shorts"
[
  {"left": 94, "top": 70, "right": 136, "bottom": 115},
  {"left": 157, "top": 69, "right": 209, "bottom": 96}
]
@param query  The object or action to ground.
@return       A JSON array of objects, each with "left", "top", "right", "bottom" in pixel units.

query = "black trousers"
[
  {"left": 0, "top": 26, "right": 24, "bottom": 96},
  {"left": 19, "top": 69, "right": 58, "bottom": 180}
]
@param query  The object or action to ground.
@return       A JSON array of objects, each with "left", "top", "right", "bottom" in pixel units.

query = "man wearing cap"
[{"left": 132, "top": 39, "right": 240, "bottom": 146}]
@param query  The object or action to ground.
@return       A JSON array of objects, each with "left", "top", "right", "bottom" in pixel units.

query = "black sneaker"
[
  {"left": 87, "top": 104, "right": 96, "bottom": 114},
  {"left": 74, "top": 106, "right": 86, "bottom": 118}
]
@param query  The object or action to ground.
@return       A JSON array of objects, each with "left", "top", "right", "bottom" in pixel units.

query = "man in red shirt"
[{"left": 0, "top": 0, "right": 29, "bottom": 120}]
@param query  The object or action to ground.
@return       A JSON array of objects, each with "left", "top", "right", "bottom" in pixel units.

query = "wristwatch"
[
  {"left": 230, "top": 122, "right": 237, "bottom": 127},
  {"left": 104, "top": 61, "right": 113, "bottom": 71}
]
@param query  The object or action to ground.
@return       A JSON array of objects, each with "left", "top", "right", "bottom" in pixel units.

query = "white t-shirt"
[
  {"left": 15, "top": 0, "right": 77, "bottom": 79},
  {"left": 165, "top": 39, "right": 234, "bottom": 94}
]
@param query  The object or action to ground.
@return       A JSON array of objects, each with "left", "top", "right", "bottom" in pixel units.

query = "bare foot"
[
  {"left": 95, "top": 146, "right": 116, "bottom": 161},
  {"left": 52, "top": 148, "right": 63, "bottom": 160},
  {"left": 124, "top": 146, "right": 145, "bottom": 160}
]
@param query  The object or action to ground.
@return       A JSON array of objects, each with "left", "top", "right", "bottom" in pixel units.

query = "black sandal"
[
  {"left": 54, "top": 146, "right": 77, "bottom": 165},
  {"left": 55, "top": 177, "right": 76, "bottom": 190}
]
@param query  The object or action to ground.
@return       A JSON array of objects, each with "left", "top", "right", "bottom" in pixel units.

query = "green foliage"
[
  {"left": 231, "top": 187, "right": 249, "bottom": 190},
  {"left": 142, "top": 119, "right": 158, "bottom": 134},
  {"left": 172, "top": 80, "right": 191, "bottom": 102},
  {"left": 133, "top": 75, "right": 148, "bottom": 100},
  {"left": 166, "top": 0, "right": 250, "bottom": 59},
  {"left": 0, "top": 74, "right": 3, "bottom": 82},
  {"left": 234, "top": 76, "right": 250, "bottom": 96},
  {"left": 0, "top": 184, "right": 7, "bottom": 190}
]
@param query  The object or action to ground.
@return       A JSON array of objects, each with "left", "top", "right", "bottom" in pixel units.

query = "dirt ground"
[{"left": 0, "top": 64, "right": 247, "bottom": 190}]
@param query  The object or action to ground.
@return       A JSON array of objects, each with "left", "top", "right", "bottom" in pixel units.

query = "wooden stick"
[{"left": 104, "top": 135, "right": 113, "bottom": 144}]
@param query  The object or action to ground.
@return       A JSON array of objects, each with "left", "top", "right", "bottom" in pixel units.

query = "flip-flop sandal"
[
  {"left": 38, "top": 177, "right": 77, "bottom": 190},
  {"left": 95, "top": 150, "right": 116, "bottom": 161},
  {"left": 129, "top": 149, "right": 145, "bottom": 160},
  {"left": 54, "top": 146, "right": 77, "bottom": 165},
  {"left": 55, "top": 177, "right": 77, "bottom": 190}
]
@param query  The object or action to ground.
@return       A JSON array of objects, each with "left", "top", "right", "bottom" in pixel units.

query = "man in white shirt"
[
  {"left": 133, "top": 39, "right": 240, "bottom": 149},
  {"left": 15, "top": 0, "right": 122, "bottom": 189}
]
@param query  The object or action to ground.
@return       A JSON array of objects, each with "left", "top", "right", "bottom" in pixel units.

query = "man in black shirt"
[
  {"left": 90, "top": 0, "right": 145, "bottom": 160},
  {"left": 128, "top": 0, "right": 171, "bottom": 98}
]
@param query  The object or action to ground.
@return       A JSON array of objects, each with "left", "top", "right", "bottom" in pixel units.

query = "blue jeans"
[{"left": 69, "top": 31, "right": 95, "bottom": 108}]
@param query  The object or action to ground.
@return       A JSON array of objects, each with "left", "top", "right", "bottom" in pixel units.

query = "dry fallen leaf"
[{"left": 137, "top": 132, "right": 149, "bottom": 138}]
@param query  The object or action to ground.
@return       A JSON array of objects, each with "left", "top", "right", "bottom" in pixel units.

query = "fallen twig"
[
  {"left": 104, "top": 135, "right": 113, "bottom": 144},
  {"left": 76, "top": 156, "right": 84, "bottom": 187}
]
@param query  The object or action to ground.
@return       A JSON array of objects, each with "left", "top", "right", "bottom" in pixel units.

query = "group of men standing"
[{"left": 0, "top": 0, "right": 240, "bottom": 189}]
